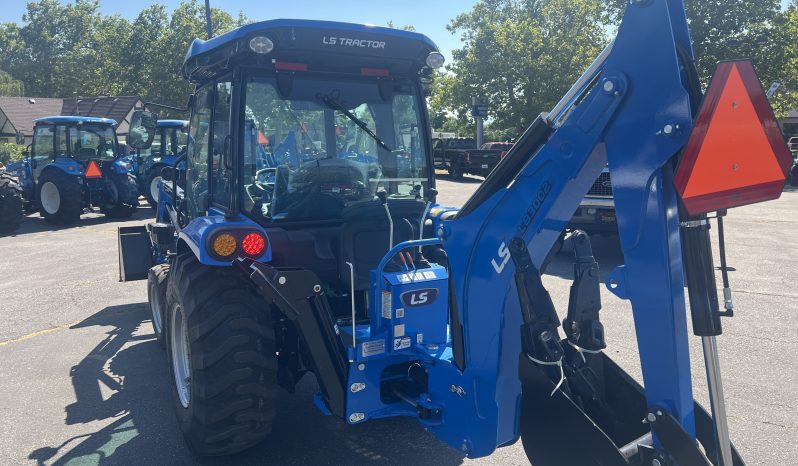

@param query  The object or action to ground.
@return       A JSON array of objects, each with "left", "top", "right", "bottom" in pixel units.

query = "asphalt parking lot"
[{"left": 1, "top": 176, "right": 796, "bottom": 465}]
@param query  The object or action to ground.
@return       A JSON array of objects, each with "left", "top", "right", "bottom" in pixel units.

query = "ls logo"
[
  {"left": 400, "top": 289, "right": 439, "bottom": 307},
  {"left": 492, "top": 241, "right": 511, "bottom": 274}
]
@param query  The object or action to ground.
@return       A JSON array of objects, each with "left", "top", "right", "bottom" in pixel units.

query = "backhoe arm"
[{"left": 432, "top": 0, "right": 702, "bottom": 458}]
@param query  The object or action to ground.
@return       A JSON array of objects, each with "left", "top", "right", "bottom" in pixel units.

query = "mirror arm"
[{"left": 144, "top": 95, "right": 194, "bottom": 114}]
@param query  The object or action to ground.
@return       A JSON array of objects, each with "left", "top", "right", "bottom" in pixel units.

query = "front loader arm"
[{"left": 435, "top": 0, "right": 699, "bottom": 456}]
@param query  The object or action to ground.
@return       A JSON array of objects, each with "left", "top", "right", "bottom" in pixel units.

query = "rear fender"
[
  {"left": 47, "top": 158, "right": 85, "bottom": 177},
  {"left": 178, "top": 214, "right": 273, "bottom": 266}
]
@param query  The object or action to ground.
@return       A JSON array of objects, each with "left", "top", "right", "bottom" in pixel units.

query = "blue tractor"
[
  {"left": 119, "top": 7, "right": 791, "bottom": 464},
  {"left": 132, "top": 119, "right": 188, "bottom": 207},
  {"left": 21, "top": 116, "right": 138, "bottom": 224}
]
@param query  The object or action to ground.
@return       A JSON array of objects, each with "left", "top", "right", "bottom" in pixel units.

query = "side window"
[
  {"left": 32, "top": 126, "right": 54, "bottom": 177},
  {"left": 186, "top": 86, "right": 212, "bottom": 219},
  {"left": 210, "top": 81, "right": 232, "bottom": 208},
  {"left": 55, "top": 125, "right": 67, "bottom": 156}
]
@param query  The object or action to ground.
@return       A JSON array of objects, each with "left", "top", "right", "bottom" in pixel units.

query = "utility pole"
[
  {"left": 472, "top": 96, "right": 488, "bottom": 147},
  {"left": 204, "top": 0, "right": 213, "bottom": 39}
]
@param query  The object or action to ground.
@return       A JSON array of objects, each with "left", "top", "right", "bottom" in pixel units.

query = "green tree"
[
  {"left": 0, "top": 70, "right": 23, "bottom": 96},
  {"left": 434, "top": 0, "right": 608, "bottom": 139}
]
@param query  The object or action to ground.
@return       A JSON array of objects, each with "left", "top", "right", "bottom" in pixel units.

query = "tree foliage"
[
  {"left": 0, "top": 0, "right": 246, "bottom": 112},
  {"left": 431, "top": 0, "right": 797, "bottom": 138}
]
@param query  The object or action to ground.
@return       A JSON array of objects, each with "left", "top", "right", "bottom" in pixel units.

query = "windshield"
[
  {"left": 70, "top": 124, "right": 117, "bottom": 160},
  {"left": 241, "top": 75, "right": 429, "bottom": 221}
]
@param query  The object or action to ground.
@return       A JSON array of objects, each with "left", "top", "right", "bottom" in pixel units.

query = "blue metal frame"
[{"left": 409, "top": 0, "right": 698, "bottom": 457}]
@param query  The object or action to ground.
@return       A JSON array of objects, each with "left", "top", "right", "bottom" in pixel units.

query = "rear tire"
[
  {"left": 148, "top": 264, "right": 170, "bottom": 348},
  {"left": 37, "top": 169, "right": 83, "bottom": 225},
  {"left": 0, "top": 171, "right": 24, "bottom": 234},
  {"left": 102, "top": 173, "right": 138, "bottom": 219},
  {"left": 448, "top": 160, "right": 464, "bottom": 180},
  {"left": 166, "top": 252, "right": 277, "bottom": 456}
]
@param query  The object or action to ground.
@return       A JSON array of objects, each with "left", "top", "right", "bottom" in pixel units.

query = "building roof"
[
  {"left": 0, "top": 95, "right": 143, "bottom": 138},
  {"left": 61, "top": 96, "right": 142, "bottom": 125},
  {"left": 0, "top": 97, "right": 64, "bottom": 135},
  {"left": 33, "top": 116, "right": 117, "bottom": 126}
]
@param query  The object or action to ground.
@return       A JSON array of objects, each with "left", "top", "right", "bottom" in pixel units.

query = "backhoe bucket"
[{"left": 518, "top": 349, "right": 745, "bottom": 465}]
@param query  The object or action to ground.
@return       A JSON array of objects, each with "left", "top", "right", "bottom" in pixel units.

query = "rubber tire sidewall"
[
  {"left": 165, "top": 252, "right": 277, "bottom": 456},
  {"left": 448, "top": 160, "right": 464, "bottom": 180},
  {"left": 102, "top": 173, "right": 138, "bottom": 219},
  {"left": 0, "top": 172, "right": 24, "bottom": 234},
  {"left": 145, "top": 166, "right": 165, "bottom": 208},
  {"left": 37, "top": 168, "right": 83, "bottom": 225},
  {"left": 147, "top": 264, "right": 170, "bottom": 348}
]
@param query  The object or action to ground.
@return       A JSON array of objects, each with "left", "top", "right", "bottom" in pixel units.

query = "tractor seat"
[
  {"left": 74, "top": 148, "right": 97, "bottom": 161},
  {"left": 339, "top": 198, "right": 426, "bottom": 291}
]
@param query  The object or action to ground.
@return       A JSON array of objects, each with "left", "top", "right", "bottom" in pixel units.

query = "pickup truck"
[
  {"left": 432, "top": 137, "right": 503, "bottom": 180},
  {"left": 568, "top": 168, "right": 617, "bottom": 235}
]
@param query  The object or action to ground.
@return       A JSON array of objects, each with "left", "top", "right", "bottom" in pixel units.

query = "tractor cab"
[
  {"left": 128, "top": 19, "right": 443, "bottom": 311},
  {"left": 23, "top": 116, "right": 138, "bottom": 224},
  {"left": 132, "top": 119, "right": 188, "bottom": 207}
]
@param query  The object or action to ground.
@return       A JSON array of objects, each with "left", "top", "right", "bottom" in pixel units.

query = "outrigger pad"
[{"left": 518, "top": 348, "right": 745, "bottom": 465}]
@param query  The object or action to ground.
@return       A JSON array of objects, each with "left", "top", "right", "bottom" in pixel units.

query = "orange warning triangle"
[
  {"left": 675, "top": 60, "right": 792, "bottom": 216},
  {"left": 85, "top": 160, "right": 103, "bottom": 179}
]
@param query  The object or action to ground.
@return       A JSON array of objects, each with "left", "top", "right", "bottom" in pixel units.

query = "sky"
[{"left": 0, "top": 0, "right": 480, "bottom": 63}]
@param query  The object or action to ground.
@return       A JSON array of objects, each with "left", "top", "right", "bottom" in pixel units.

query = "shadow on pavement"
[
  {"left": 9, "top": 203, "right": 153, "bottom": 237},
  {"left": 29, "top": 303, "right": 466, "bottom": 466}
]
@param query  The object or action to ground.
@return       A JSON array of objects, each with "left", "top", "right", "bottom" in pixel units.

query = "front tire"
[
  {"left": 148, "top": 264, "right": 170, "bottom": 348},
  {"left": 0, "top": 171, "right": 24, "bottom": 234},
  {"left": 166, "top": 252, "right": 277, "bottom": 456},
  {"left": 37, "top": 169, "right": 83, "bottom": 225}
]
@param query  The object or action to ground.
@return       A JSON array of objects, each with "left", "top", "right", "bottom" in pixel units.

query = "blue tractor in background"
[
  {"left": 132, "top": 119, "right": 188, "bottom": 207},
  {"left": 20, "top": 116, "right": 139, "bottom": 224},
  {"left": 118, "top": 6, "right": 792, "bottom": 464}
]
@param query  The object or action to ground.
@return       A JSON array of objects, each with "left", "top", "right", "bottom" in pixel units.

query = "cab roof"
[
  {"left": 34, "top": 116, "right": 117, "bottom": 126},
  {"left": 183, "top": 19, "right": 439, "bottom": 83},
  {"left": 157, "top": 119, "right": 188, "bottom": 129}
]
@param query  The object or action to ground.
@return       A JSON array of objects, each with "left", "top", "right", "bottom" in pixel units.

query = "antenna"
[{"left": 204, "top": 0, "right": 213, "bottom": 40}]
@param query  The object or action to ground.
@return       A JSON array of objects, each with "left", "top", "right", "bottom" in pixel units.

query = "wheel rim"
[
  {"left": 170, "top": 304, "right": 191, "bottom": 408},
  {"left": 149, "top": 280, "right": 162, "bottom": 334},
  {"left": 149, "top": 176, "right": 162, "bottom": 204},
  {"left": 40, "top": 181, "right": 61, "bottom": 214}
]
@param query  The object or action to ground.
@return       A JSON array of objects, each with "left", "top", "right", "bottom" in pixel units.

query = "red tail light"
[
  {"left": 500, "top": 151, "right": 508, "bottom": 159},
  {"left": 274, "top": 61, "right": 308, "bottom": 71},
  {"left": 241, "top": 232, "right": 266, "bottom": 256}
]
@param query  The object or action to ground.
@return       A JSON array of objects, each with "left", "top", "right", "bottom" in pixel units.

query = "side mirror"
[
  {"left": 15, "top": 132, "right": 25, "bottom": 145},
  {"left": 161, "top": 165, "right": 175, "bottom": 182},
  {"left": 129, "top": 110, "right": 158, "bottom": 150}
]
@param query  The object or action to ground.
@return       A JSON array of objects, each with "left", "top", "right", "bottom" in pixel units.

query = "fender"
[
  {"left": 177, "top": 213, "right": 273, "bottom": 266},
  {"left": 46, "top": 157, "right": 86, "bottom": 177}
]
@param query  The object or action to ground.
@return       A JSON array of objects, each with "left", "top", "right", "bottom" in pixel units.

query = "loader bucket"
[{"left": 518, "top": 350, "right": 745, "bottom": 465}]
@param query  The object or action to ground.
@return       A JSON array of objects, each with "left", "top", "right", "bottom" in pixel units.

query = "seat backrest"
[{"left": 340, "top": 199, "right": 425, "bottom": 291}]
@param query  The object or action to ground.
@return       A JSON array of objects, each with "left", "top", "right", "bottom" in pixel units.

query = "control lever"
[
  {"left": 419, "top": 187, "right": 438, "bottom": 251},
  {"left": 377, "top": 190, "right": 393, "bottom": 249}
]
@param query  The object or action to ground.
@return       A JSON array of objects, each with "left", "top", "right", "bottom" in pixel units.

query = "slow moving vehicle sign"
[{"left": 675, "top": 59, "right": 792, "bottom": 215}]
